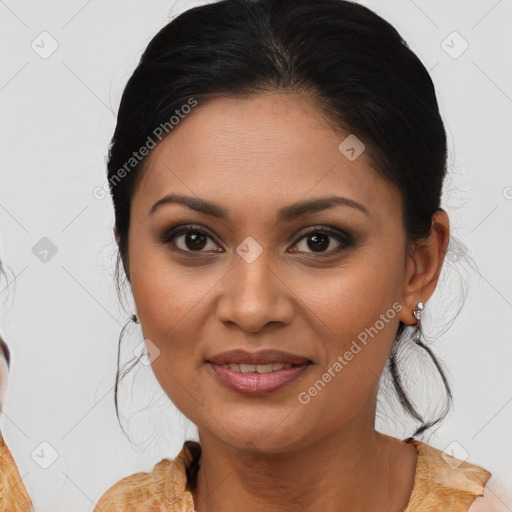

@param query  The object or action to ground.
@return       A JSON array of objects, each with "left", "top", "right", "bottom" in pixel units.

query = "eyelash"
[{"left": 159, "top": 224, "right": 355, "bottom": 257}]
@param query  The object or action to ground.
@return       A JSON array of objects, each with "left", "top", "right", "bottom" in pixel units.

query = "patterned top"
[
  {"left": 94, "top": 438, "right": 491, "bottom": 512},
  {"left": 0, "top": 432, "right": 33, "bottom": 512}
]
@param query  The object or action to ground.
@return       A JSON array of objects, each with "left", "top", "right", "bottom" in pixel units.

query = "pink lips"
[{"left": 207, "top": 349, "right": 312, "bottom": 395}]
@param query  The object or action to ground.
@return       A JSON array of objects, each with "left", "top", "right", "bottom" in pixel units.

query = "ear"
[{"left": 399, "top": 209, "right": 450, "bottom": 326}]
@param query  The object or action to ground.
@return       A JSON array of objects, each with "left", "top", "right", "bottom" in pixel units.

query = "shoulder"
[
  {"left": 406, "top": 439, "right": 492, "bottom": 512},
  {"left": 0, "top": 434, "right": 34, "bottom": 512},
  {"left": 94, "top": 441, "right": 199, "bottom": 512},
  {"left": 467, "top": 479, "right": 512, "bottom": 512},
  {"left": 94, "top": 459, "right": 178, "bottom": 512}
]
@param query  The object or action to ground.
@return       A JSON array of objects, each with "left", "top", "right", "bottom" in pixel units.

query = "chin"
[{"left": 204, "top": 411, "right": 309, "bottom": 453}]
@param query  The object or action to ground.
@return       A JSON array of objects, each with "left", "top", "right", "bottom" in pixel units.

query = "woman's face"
[{"left": 127, "top": 92, "right": 417, "bottom": 452}]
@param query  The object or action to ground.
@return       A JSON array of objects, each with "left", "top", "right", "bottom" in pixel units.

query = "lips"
[
  {"left": 206, "top": 349, "right": 312, "bottom": 395},
  {"left": 207, "top": 349, "right": 310, "bottom": 366}
]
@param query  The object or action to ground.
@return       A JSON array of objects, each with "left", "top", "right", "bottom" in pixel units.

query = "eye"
[
  {"left": 290, "top": 226, "right": 354, "bottom": 256},
  {"left": 159, "top": 225, "right": 223, "bottom": 254},
  {"left": 160, "top": 224, "right": 354, "bottom": 257}
]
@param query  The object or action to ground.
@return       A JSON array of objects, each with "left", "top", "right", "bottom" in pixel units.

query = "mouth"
[
  {"left": 217, "top": 362, "right": 302, "bottom": 373},
  {"left": 206, "top": 349, "right": 312, "bottom": 395}
]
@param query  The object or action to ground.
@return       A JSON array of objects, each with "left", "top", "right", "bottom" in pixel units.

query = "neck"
[{"left": 192, "top": 415, "right": 416, "bottom": 512}]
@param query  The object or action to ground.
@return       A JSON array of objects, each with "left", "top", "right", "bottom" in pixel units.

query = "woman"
[
  {"left": 0, "top": 264, "right": 33, "bottom": 511},
  {"left": 94, "top": 0, "right": 494, "bottom": 510}
]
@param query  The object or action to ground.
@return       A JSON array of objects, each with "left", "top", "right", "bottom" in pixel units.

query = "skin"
[{"left": 120, "top": 92, "right": 450, "bottom": 512}]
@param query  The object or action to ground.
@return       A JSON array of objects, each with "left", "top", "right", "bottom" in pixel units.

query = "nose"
[{"left": 215, "top": 249, "right": 295, "bottom": 333}]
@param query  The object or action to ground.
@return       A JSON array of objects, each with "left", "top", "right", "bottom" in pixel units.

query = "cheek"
[
  {"left": 128, "top": 239, "right": 221, "bottom": 367},
  {"left": 129, "top": 230, "right": 192, "bottom": 325},
  {"left": 290, "top": 250, "right": 404, "bottom": 407},
  {"left": 293, "top": 251, "right": 403, "bottom": 345},
  {"left": 131, "top": 265, "right": 203, "bottom": 352},
  {"left": 292, "top": 282, "right": 402, "bottom": 441},
  {"left": 129, "top": 254, "right": 212, "bottom": 417}
]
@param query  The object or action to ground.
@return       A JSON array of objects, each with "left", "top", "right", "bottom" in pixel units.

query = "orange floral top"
[
  {"left": 0, "top": 432, "right": 33, "bottom": 512},
  {"left": 94, "top": 438, "right": 492, "bottom": 512}
]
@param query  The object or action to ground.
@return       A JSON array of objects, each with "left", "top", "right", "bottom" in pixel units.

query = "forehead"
[{"left": 132, "top": 93, "right": 401, "bottom": 222}]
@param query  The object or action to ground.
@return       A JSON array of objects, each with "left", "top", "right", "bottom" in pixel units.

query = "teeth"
[
  {"left": 255, "top": 364, "right": 273, "bottom": 373},
  {"left": 222, "top": 363, "right": 240, "bottom": 371},
  {"left": 221, "top": 363, "right": 293, "bottom": 373},
  {"left": 273, "top": 363, "right": 292, "bottom": 371},
  {"left": 240, "top": 364, "right": 256, "bottom": 373}
]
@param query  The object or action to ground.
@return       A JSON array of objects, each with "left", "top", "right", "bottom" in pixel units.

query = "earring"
[
  {"left": 131, "top": 313, "right": 139, "bottom": 324},
  {"left": 411, "top": 301, "right": 424, "bottom": 344}
]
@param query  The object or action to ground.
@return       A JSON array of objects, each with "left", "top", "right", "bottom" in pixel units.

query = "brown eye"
[
  {"left": 305, "top": 232, "right": 330, "bottom": 252},
  {"left": 291, "top": 227, "right": 354, "bottom": 256},
  {"left": 180, "top": 231, "right": 208, "bottom": 251},
  {"left": 160, "top": 225, "right": 222, "bottom": 254}
]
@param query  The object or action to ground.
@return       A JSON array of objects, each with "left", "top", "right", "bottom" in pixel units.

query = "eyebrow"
[{"left": 149, "top": 193, "right": 370, "bottom": 221}]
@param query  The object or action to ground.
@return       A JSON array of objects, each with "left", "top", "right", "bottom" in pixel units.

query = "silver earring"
[
  {"left": 131, "top": 314, "right": 139, "bottom": 324},
  {"left": 411, "top": 301, "right": 424, "bottom": 344}
]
